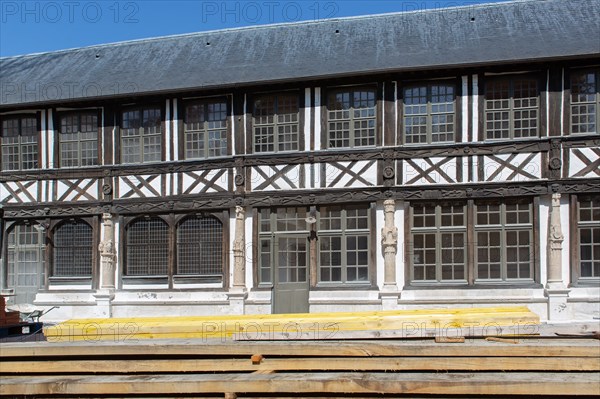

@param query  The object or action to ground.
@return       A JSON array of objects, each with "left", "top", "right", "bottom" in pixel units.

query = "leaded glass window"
[
  {"left": 125, "top": 218, "right": 168, "bottom": 276},
  {"left": 53, "top": 221, "right": 93, "bottom": 277},
  {"left": 1, "top": 116, "right": 38, "bottom": 171},
  {"left": 485, "top": 78, "right": 538, "bottom": 140},
  {"left": 328, "top": 88, "right": 376, "bottom": 148},
  {"left": 404, "top": 84, "right": 455, "bottom": 144},
  {"left": 571, "top": 70, "right": 599, "bottom": 135},
  {"left": 59, "top": 112, "right": 98, "bottom": 167},
  {"left": 185, "top": 101, "right": 227, "bottom": 158},
  {"left": 253, "top": 93, "right": 299, "bottom": 153},
  {"left": 121, "top": 107, "right": 162, "bottom": 163}
]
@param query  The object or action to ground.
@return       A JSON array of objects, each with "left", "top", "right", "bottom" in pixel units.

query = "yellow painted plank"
[{"left": 44, "top": 306, "right": 539, "bottom": 342}]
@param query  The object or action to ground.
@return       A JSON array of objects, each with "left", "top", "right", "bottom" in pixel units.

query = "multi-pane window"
[
  {"left": 404, "top": 84, "right": 455, "bottom": 144},
  {"left": 578, "top": 196, "right": 600, "bottom": 279},
  {"left": 185, "top": 101, "right": 228, "bottom": 159},
  {"left": 125, "top": 218, "right": 169, "bottom": 276},
  {"left": 485, "top": 77, "right": 538, "bottom": 139},
  {"left": 6, "top": 224, "right": 45, "bottom": 304},
  {"left": 475, "top": 201, "right": 533, "bottom": 281},
  {"left": 53, "top": 221, "right": 93, "bottom": 277},
  {"left": 258, "top": 207, "right": 308, "bottom": 284},
  {"left": 121, "top": 107, "right": 162, "bottom": 163},
  {"left": 177, "top": 217, "right": 223, "bottom": 278},
  {"left": 411, "top": 203, "right": 466, "bottom": 282},
  {"left": 409, "top": 199, "right": 534, "bottom": 285},
  {"left": 253, "top": 93, "right": 299, "bottom": 153},
  {"left": 571, "top": 70, "right": 599, "bottom": 134},
  {"left": 319, "top": 205, "right": 370, "bottom": 283},
  {"left": 328, "top": 88, "right": 376, "bottom": 148},
  {"left": 59, "top": 112, "right": 99, "bottom": 167},
  {"left": 1, "top": 116, "right": 38, "bottom": 171}
]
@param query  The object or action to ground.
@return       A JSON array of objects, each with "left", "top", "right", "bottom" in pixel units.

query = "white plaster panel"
[
  {"left": 314, "top": 87, "right": 321, "bottom": 150},
  {"left": 117, "top": 175, "right": 162, "bottom": 199},
  {"left": 0, "top": 181, "right": 40, "bottom": 203},
  {"left": 47, "top": 108, "right": 55, "bottom": 168},
  {"left": 41, "top": 109, "right": 47, "bottom": 168},
  {"left": 55, "top": 179, "right": 99, "bottom": 201},
  {"left": 461, "top": 76, "right": 469, "bottom": 143},
  {"left": 250, "top": 164, "right": 305, "bottom": 191},
  {"left": 396, "top": 201, "right": 406, "bottom": 289},
  {"left": 304, "top": 88, "right": 311, "bottom": 152},
  {"left": 180, "top": 169, "right": 228, "bottom": 194},
  {"left": 475, "top": 153, "right": 542, "bottom": 182},
  {"left": 165, "top": 99, "right": 171, "bottom": 162},
  {"left": 321, "top": 160, "right": 378, "bottom": 188},
  {"left": 245, "top": 206, "right": 253, "bottom": 290},
  {"left": 402, "top": 157, "right": 459, "bottom": 185},
  {"left": 568, "top": 147, "right": 600, "bottom": 178},
  {"left": 376, "top": 202, "right": 385, "bottom": 289},
  {"left": 172, "top": 99, "right": 179, "bottom": 161},
  {"left": 472, "top": 74, "right": 479, "bottom": 142}
]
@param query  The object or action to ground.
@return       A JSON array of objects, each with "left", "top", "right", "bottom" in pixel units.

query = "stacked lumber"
[
  {"left": 44, "top": 306, "right": 540, "bottom": 341},
  {"left": 0, "top": 295, "right": 20, "bottom": 326},
  {"left": 1, "top": 337, "right": 599, "bottom": 397}
]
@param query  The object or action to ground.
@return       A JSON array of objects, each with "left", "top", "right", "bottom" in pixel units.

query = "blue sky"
[{"left": 1, "top": 0, "right": 509, "bottom": 57}]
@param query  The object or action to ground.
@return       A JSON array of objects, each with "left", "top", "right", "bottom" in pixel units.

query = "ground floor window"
[
  {"left": 123, "top": 214, "right": 226, "bottom": 283},
  {"left": 409, "top": 199, "right": 535, "bottom": 285},
  {"left": 576, "top": 195, "right": 600, "bottom": 281},
  {"left": 52, "top": 220, "right": 93, "bottom": 278},
  {"left": 5, "top": 223, "right": 45, "bottom": 304},
  {"left": 258, "top": 204, "right": 372, "bottom": 287}
]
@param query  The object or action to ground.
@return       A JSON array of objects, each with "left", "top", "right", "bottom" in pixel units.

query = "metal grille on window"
[
  {"left": 319, "top": 205, "right": 370, "bottom": 283},
  {"left": 177, "top": 217, "right": 223, "bottom": 277},
  {"left": 253, "top": 94, "right": 299, "bottom": 153},
  {"left": 411, "top": 203, "right": 466, "bottom": 282},
  {"left": 328, "top": 89, "right": 376, "bottom": 148},
  {"left": 60, "top": 112, "right": 98, "bottom": 167},
  {"left": 185, "top": 101, "right": 227, "bottom": 159},
  {"left": 475, "top": 201, "right": 533, "bottom": 281},
  {"left": 1, "top": 116, "right": 38, "bottom": 171},
  {"left": 404, "top": 84, "right": 455, "bottom": 144},
  {"left": 578, "top": 196, "right": 600, "bottom": 279},
  {"left": 126, "top": 218, "right": 169, "bottom": 276},
  {"left": 485, "top": 78, "right": 538, "bottom": 140},
  {"left": 571, "top": 70, "right": 599, "bottom": 134},
  {"left": 121, "top": 107, "right": 161, "bottom": 163},
  {"left": 53, "top": 221, "right": 93, "bottom": 277}
]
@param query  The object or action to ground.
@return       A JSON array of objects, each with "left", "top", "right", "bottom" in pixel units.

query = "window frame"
[
  {"left": 567, "top": 68, "right": 600, "bottom": 136},
  {"left": 119, "top": 212, "right": 229, "bottom": 287},
  {"left": 56, "top": 110, "right": 101, "bottom": 168},
  {"left": 50, "top": 219, "right": 95, "bottom": 280},
  {"left": 0, "top": 113, "right": 40, "bottom": 172},
  {"left": 118, "top": 105, "right": 164, "bottom": 164},
  {"left": 182, "top": 97, "right": 231, "bottom": 160},
  {"left": 400, "top": 81, "right": 459, "bottom": 145},
  {"left": 322, "top": 85, "right": 381, "bottom": 149},
  {"left": 570, "top": 194, "right": 600, "bottom": 286},
  {"left": 480, "top": 74, "right": 543, "bottom": 141},
  {"left": 249, "top": 91, "right": 304, "bottom": 154},
  {"left": 406, "top": 198, "right": 539, "bottom": 287}
]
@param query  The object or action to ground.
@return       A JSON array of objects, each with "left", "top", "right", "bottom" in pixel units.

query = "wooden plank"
[
  {"left": 1, "top": 372, "right": 598, "bottom": 396},
  {"left": 3, "top": 356, "right": 598, "bottom": 374},
  {"left": 43, "top": 306, "right": 540, "bottom": 342},
  {"left": 2, "top": 338, "right": 598, "bottom": 358}
]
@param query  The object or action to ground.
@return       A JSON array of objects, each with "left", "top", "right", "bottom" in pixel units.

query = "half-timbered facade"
[{"left": 1, "top": 0, "right": 599, "bottom": 323}]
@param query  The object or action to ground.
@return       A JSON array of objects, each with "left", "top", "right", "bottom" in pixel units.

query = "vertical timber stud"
[
  {"left": 545, "top": 192, "right": 570, "bottom": 321},
  {"left": 228, "top": 205, "right": 248, "bottom": 314},
  {"left": 380, "top": 199, "right": 400, "bottom": 310},
  {"left": 95, "top": 212, "right": 116, "bottom": 318}
]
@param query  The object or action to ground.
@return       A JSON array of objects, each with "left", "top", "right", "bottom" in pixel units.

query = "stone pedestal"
[
  {"left": 546, "top": 288, "right": 570, "bottom": 321},
  {"left": 227, "top": 290, "right": 248, "bottom": 315},
  {"left": 93, "top": 289, "right": 115, "bottom": 318}
]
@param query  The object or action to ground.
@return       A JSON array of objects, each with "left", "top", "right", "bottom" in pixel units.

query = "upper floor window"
[
  {"left": 184, "top": 100, "right": 227, "bottom": 159},
  {"left": 59, "top": 112, "right": 99, "bottom": 167},
  {"left": 1, "top": 116, "right": 38, "bottom": 171},
  {"left": 485, "top": 77, "right": 538, "bottom": 140},
  {"left": 571, "top": 69, "right": 599, "bottom": 135},
  {"left": 53, "top": 221, "right": 93, "bottom": 278},
  {"left": 577, "top": 196, "right": 600, "bottom": 280},
  {"left": 403, "top": 84, "right": 455, "bottom": 144},
  {"left": 121, "top": 107, "right": 162, "bottom": 164},
  {"left": 253, "top": 93, "right": 299, "bottom": 153},
  {"left": 328, "top": 88, "right": 376, "bottom": 148}
]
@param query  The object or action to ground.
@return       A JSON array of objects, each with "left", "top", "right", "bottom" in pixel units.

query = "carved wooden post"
[
  {"left": 232, "top": 206, "right": 246, "bottom": 290},
  {"left": 228, "top": 206, "right": 248, "bottom": 314},
  {"left": 380, "top": 199, "right": 400, "bottom": 309},
  {"left": 99, "top": 213, "right": 116, "bottom": 289},
  {"left": 382, "top": 199, "right": 398, "bottom": 290},
  {"left": 545, "top": 193, "right": 569, "bottom": 321},
  {"left": 95, "top": 213, "right": 116, "bottom": 318}
]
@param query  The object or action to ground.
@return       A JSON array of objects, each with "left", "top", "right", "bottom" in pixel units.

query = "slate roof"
[{"left": 1, "top": 0, "right": 599, "bottom": 107}]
